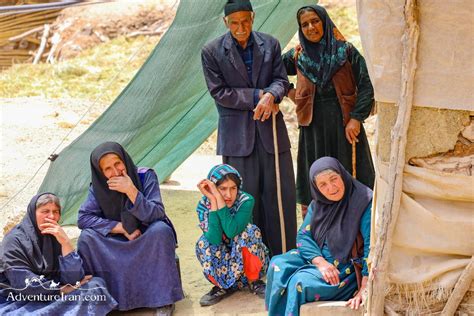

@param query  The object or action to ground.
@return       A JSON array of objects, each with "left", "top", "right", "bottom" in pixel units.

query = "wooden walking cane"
[
  {"left": 352, "top": 141, "right": 357, "bottom": 178},
  {"left": 272, "top": 112, "right": 287, "bottom": 253}
]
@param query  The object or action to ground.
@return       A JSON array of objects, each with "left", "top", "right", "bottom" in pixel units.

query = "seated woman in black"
[{"left": 0, "top": 193, "right": 117, "bottom": 315}]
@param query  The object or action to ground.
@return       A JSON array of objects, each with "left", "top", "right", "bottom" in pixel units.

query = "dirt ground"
[
  {"left": 0, "top": 0, "right": 374, "bottom": 314},
  {"left": 0, "top": 97, "right": 271, "bottom": 315},
  {"left": 0, "top": 97, "right": 375, "bottom": 316}
]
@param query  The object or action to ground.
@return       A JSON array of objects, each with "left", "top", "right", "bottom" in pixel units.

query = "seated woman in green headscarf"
[
  {"left": 195, "top": 164, "right": 269, "bottom": 307},
  {"left": 265, "top": 157, "right": 372, "bottom": 316}
]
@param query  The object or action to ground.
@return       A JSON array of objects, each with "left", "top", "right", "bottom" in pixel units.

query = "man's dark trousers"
[{"left": 224, "top": 132, "right": 296, "bottom": 257}]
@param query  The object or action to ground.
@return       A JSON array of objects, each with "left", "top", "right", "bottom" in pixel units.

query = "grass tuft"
[{"left": 0, "top": 35, "right": 159, "bottom": 102}]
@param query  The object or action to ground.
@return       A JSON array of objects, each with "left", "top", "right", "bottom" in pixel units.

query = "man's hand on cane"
[{"left": 254, "top": 91, "right": 278, "bottom": 122}]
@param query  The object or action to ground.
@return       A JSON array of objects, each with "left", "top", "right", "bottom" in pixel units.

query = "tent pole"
[
  {"left": 441, "top": 256, "right": 474, "bottom": 315},
  {"left": 352, "top": 141, "right": 356, "bottom": 178},
  {"left": 366, "top": 0, "right": 419, "bottom": 314},
  {"left": 272, "top": 112, "right": 286, "bottom": 253}
]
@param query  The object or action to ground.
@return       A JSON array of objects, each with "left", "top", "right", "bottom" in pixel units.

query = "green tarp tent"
[{"left": 39, "top": 0, "right": 313, "bottom": 225}]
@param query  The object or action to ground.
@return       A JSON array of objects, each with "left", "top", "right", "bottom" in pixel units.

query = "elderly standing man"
[{"left": 201, "top": 0, "right": 296, "bottom": 257}]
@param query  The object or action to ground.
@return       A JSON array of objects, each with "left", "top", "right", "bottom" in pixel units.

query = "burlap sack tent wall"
[
  {"left": 37, "top": 0, "right": 315, "bottom": 225},
  {"left": 357, "top": 0, "right": 473, "bottom": 314}
]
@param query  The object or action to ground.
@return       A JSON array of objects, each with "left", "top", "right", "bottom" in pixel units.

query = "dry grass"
[
  {"left": 0, "top": 35, "right": 160, "bottom": 102},
  {"left": 0, "top": 3, "right": 360, "bottom": 102}
]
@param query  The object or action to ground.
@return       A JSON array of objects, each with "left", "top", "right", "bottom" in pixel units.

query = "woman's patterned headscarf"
[
  {"left": 295, "top": 4, "right": 350, "bottom": 88},
  {"left": 196, "top": 164, "right": 250, "bottom": 232}
]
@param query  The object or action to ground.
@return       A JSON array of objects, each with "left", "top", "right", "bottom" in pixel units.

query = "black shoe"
[
  {"left": 199, "top": 286, "right": 234, "bottom": 306},
  {"left": 199, "top": 286, "right": 235, "bottom": 306},
  {"left": 249, "top": 280, "right": 266, "bottom": 299}
]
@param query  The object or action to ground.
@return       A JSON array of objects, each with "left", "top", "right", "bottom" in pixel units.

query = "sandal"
[
  {"left": 249, "top": 279, "right": 266, "bottom": 299},
  {"left": 199, "top": 286, "right": 235, "bottom": 306}
]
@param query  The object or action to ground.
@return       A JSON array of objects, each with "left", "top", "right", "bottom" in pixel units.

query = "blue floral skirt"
[{"left": 195, "top": 223, "right": 269, "bottom": 289}]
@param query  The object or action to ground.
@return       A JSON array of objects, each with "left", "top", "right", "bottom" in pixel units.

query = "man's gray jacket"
[{"left": 201, "top": 31, "right": 291, "bottom": 157}]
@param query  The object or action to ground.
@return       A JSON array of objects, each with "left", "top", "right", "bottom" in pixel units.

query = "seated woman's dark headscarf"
[
  {"left": 0, "top": 193, "right": 62, "bottom": 280},
  {"left": 90, "top": 142, "right": 142, "bottom": 234},
  {"left": 296, "top": 4, "right": 350, "bottom": 88},
  {"left": 309, "top": 157, "right": 372, "bottom": 263}
]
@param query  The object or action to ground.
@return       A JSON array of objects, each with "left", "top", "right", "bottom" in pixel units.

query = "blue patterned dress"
[
  {"left": 196, "top": 221, "right": 269, "bottom": 289},
  {"left": 265, "top": 203, "right": 371, "bottom": 316}
]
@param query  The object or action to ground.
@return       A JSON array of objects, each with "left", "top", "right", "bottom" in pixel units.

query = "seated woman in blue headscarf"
[
  {"left": 265, "top": 157, "right": 372, "bottom": 316},
  {"left": 0, "top": 193, "right": 117, "bottom": 315},
  {"left": 77, "top": 142, "right": 183, "bottom": 313},
  {"left": 195, "top": 164, "right": 269, "bottom": 307}
]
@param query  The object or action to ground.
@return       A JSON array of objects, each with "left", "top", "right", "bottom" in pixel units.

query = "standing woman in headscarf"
[
  {"left": 77, "top": 142, "right": 183, "bottom": 314},
  {"left": 195, "top": 164, "right": 269, "bottom": 307},
  {"left": 0, "top": 193, "right": 117, "bottom": 315},
  {"left": 265, "top": 157, "right": 372, "bottom": 316},
  {"left": 283, "top": 4, "right": 375, "bottom": 218}
]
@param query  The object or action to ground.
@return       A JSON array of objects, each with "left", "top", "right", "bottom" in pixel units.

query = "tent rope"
[{"left": 0, "top": 11, "right": 174, "bottom": 211}]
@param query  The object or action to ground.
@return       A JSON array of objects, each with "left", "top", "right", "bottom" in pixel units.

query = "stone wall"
[{"left": 376, "top": 102, "right": 471, "bottom": 162}]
